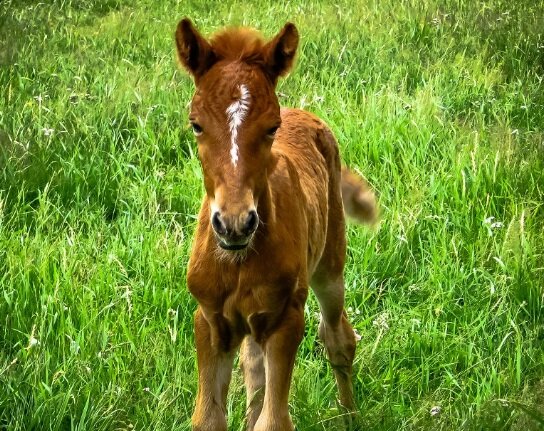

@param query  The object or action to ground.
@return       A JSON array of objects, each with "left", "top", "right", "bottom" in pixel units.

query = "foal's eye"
[
  {"left": 191, "top": 122, "right": 203, "bottom": 136},
  {"left": 266, "top": 126, "right": 279, "bottom": 138}
]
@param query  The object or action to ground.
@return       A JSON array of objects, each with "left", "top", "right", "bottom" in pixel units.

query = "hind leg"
[
  {"left": 312, "top": 273, "right": 357, "bottom": 410},
  {"left": 240, "top": 336, "right": 265, "bottom": 431}
]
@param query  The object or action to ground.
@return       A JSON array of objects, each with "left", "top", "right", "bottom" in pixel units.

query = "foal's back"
[{"left": 271, "top": 107, "right": 344, "bottom": 275}]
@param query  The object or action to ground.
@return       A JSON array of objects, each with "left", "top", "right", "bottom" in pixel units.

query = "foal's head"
[{"left": 175, "top": 19, "right": 299, "bottom": 251}]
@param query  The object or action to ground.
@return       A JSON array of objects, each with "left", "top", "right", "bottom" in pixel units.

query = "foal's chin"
[{"left": 214, "top": 235, "right": 254, "bottom": 262}]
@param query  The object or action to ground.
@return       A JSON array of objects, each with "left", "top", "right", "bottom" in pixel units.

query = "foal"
[{"left": 175, "top": 18, "right": 377, "bottom": 431}]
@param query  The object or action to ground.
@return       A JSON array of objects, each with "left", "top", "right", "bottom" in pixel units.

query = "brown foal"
[{"left": 175, "top": 18, "right": 377, "bottom": 431}]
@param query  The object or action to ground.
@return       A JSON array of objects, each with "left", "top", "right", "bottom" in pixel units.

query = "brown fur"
[
  {"left": 209, "top": 28, "right": 266, "bottom": 62},
  {"left": 175, "top": 18, "right": 376, "bottom": 431}
]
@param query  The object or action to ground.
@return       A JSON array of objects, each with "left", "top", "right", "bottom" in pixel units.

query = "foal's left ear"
[
  {"left": 263, "top": 23, "right": 299, "bottom": 82},
  {"left": 175, "top": 18, "right": 216, "bottom": 80}
]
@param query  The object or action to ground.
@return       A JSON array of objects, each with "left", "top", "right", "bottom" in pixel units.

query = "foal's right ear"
[{"left": 175, "top": 18, "right": 216, "bottom": 80}]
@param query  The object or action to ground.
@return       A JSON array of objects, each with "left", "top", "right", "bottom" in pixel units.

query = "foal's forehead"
[{"left": 191, "top": 63, "right": 276, "bottom": 116}]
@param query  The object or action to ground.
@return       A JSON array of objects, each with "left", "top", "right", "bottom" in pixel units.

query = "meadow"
[{"left": 1, "top": 0, "right": 543, "bottom": 429}]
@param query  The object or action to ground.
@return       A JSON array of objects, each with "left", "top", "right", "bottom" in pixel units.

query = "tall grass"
[{"left": 1, "top": 0, "right": 543, "bottom": 429}]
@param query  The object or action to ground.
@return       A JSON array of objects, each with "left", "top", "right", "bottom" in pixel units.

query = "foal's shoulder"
[
  {"left": 280, "top": 107, "right": 329, "bottom": 131},
  {"left": 278, "top": 107, "right": 340, "bottom": 168},
  {"left": 279, "top": 107, "right": 338, "bottom": 152}
]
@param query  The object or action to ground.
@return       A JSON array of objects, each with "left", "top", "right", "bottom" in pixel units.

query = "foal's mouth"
[
  {"left": 215, "top": 233, "right": 253, "bottom": 252},
  {"left": 218, "top": 241, "right": 249, "bottom": 251}
]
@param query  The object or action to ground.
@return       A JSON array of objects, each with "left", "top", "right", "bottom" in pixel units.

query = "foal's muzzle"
[{"left": 211, "top": 209, "right": 259, "bottom": 250}]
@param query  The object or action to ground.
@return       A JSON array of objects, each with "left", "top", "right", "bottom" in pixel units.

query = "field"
[{"left": 1, "top": 0, "right": 543, "bottom": 429}]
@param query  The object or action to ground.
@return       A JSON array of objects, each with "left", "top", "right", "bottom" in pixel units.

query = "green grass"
[{"left": 1, "top": 0, "right": 543, "bottom": 429}]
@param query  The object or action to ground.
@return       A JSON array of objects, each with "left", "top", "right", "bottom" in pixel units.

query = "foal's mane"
[{"left": 209, "top": 27, "right": 267, "bottom": 64}]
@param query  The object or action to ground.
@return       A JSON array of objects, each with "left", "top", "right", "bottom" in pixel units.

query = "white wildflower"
[
  {"left": 430, "top": 406, "right": 441, "bottom": 416},
  {"left": 397, "top": 234, "right": 408, "bottom": 243},
  {"left": 372, "top": 312, "right": 389, "bottom": 332},
  {"left": 353, "top": 328, "right": 362, "bottom": 342},
  {"left": 483, "top": 216, "right": 503, "bottom": 236},
  {"left": 26, "top": 325, "right": 39, "bottom": 350},
  {"left": 370, "top": 312, "right": 389, "bottom": 356}
]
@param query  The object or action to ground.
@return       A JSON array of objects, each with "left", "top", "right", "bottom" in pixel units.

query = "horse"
[{"left": 175, "top": 18, "right": 377, "bottom": 431}]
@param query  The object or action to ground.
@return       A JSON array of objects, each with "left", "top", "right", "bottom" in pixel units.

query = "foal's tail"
[{"left": 341, "top": 167, "right": 378, "bottom": 225}]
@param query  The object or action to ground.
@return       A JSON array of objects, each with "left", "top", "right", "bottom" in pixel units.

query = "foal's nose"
[
  {"left": 211, "top": 209, "right": 259, "bottom": 239},
  {"left": 241, "top": 210, "right": 259, "bottom": 236}
]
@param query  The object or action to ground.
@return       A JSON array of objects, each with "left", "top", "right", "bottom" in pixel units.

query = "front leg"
[
  {"left": 254, "top": 303, "right": 305, "bottom": 431},
  {"left": 240, "top": 336, "right": 265, "bottom": 430},
  {"left": 192, "top": 307, "right": 236, "bottom": 431}
]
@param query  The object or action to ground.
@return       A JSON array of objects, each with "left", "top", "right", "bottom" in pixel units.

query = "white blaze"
[{"left": 226, "top": 84, "right": 251, "bottom": 167}]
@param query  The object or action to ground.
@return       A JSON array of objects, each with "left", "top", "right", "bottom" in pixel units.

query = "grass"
[{"left": 1, "top": 0, "right": 543, "bottom": 429}]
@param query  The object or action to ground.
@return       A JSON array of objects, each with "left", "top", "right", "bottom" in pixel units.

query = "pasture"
[{"left": 1, "top": 0, "right": 543, "bottom": 429}]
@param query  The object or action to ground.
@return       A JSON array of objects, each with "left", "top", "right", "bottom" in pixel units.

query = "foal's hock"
[{"left": 175, "top": 18, "right": 377, "bottom": 431}]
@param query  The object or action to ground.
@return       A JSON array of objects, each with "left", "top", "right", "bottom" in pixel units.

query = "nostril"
[
  {"left": 243, "top": 210, "right": 259, "bottom": 235},
  {"left": 211, "top": 212, "right": 226, "bottom": 235}
]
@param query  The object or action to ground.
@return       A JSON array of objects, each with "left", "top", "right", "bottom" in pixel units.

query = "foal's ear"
[
  {"left": 263, "top": 23, "right": 299, "bottom": 82},
  {"left": 175, "top": 18, "right": 216, "bottom": 80}
]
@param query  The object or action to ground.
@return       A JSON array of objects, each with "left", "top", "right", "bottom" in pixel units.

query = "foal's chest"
[{"left": 188, "top": 255, "right": 303, "bottom": 345}]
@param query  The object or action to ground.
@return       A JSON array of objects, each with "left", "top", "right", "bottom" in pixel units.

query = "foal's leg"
[
  {"left": 254, "top": 304, "right": 305, "bottom": 431},
  {"left": 311, "top": 164, "right": 358, "bottom": 411},
  {"left": 192, "top": 307, "right": 236, "bottom": 431},
  {"left": 312, "top": 272, "right": 357, "bottom": 411},
  {"left": 240, "top": 335, "right": 265, "bottom": 430}
]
